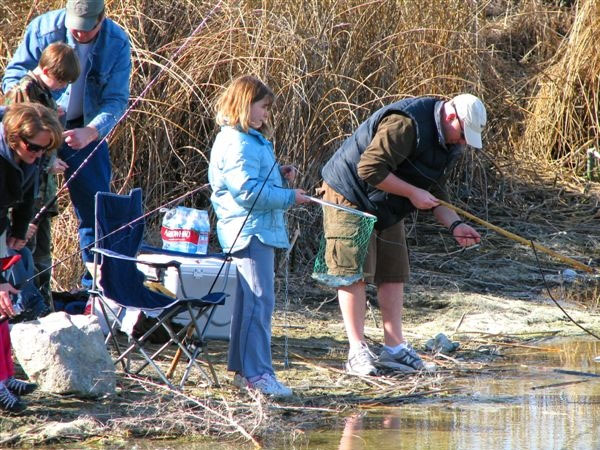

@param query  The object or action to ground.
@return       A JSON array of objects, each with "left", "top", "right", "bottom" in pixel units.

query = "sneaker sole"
[
  {"left": 345, "top": 362, "right": 379, "bottom": 377},
  {"left": 376, "top": 360, "right": 419, "bottom": 372}
]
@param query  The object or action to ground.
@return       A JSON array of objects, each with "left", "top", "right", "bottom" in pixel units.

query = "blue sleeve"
[
  {"left": 221, "top": 140, "right": 295, "bottom": 211},
  {"left": 2, "top": 21, "right": 45, "bottom": 93},
  {"left": 88, "top": 36, "right": 132, "bottom": 138}
]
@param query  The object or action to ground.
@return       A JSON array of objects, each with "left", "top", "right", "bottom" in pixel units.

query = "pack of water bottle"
[{"left": 160, "top": 206, "right": 210, "bottom": 254}]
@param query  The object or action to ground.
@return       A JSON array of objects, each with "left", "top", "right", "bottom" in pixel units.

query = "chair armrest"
[
  {"left": 200, "top": 292, "right": 227, "bottom": 305},
  {"left": 91, "top": 248, "right": 182, "bottom": 269}
]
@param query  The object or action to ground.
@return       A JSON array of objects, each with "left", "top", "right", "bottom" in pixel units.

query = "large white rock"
[{"left": 10, "top": 312, "right": 116, "bottom": 397}]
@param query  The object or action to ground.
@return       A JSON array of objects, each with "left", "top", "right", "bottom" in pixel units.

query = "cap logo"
[{"left": 73, "top": 1, "right": 89, "bottom": 15}]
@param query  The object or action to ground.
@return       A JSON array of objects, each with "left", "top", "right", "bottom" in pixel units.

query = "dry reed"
[{"left": 0, "top": 0, "right": 588, "bottom": 289}]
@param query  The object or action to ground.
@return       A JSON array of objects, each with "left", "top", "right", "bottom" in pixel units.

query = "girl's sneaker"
[
  {"left": 6, "top": 377, "right": 38, "bottom": 396},
  {"left": 233, "top": 373, "right": 293, "bottom": 397},
  {"left": 0, "top": 382, "right": 26, "bottom": 414},
  {"left": 249, "top": 373, "right": 293, "bottom": 397}
]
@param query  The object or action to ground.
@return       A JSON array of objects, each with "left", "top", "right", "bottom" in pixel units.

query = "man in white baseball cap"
[
  {"left": 450, "top": 93, "right": 487, "bottom": 149},
  {"left": 315, "top": 93, "right": 486, "bottom": 377}
]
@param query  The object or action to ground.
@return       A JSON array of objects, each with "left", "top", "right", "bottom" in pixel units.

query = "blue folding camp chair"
[{"left": 88, "top": 189, "right": 229, "bottom": 389}]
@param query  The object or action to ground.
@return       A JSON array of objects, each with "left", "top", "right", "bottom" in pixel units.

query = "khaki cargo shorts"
[{"left": 319, "top": 182, "right": 409, "bottom": 285}]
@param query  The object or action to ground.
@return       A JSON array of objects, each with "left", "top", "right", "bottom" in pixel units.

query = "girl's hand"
[
  {"left": 7, "top": 236, "right": 26, "bottom": 250},
  {"left": 281, "top": 165, "right": 297, "bottom": 182},
  {"left": 63, "top": 126, "right": 99, "bottom": 150},
  {"left": 294, "top": 189, "right": 310, "bottom": 204}
]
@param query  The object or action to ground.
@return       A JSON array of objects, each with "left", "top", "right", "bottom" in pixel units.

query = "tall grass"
[
  {"left": 520, "top": 0, "right": 600, "bottom": 178},
  {"left": 0, "top": 0, "right": 580, "bottom": 286}
]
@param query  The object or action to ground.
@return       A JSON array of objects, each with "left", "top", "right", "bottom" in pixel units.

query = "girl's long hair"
[{"left": 215, "top": 75, "right": 274, "bottom": 137}]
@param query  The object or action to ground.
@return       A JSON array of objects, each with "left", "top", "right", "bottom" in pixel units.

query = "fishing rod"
[
  {"left": 166, "top": 159, "right": 281, "bottom": 377},
  {"left": 437, "top": 199, "right": 595, "bottom": 274},
  {"left": 31, "top": 0, "right": 224, "bottom": 226},
  {"left": 306, "top": 195, "right": 377, "bottom": 219},
  {"left": 25, "top": 183, "right": 211, "bottom": 286}
]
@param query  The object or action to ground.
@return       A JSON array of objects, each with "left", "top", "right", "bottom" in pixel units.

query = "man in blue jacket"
[
  {"left": 2, "top": 0, "right": 131, "bottom": 288},
  {"left": 316, "top": 94, "right": 486, "bottom": 376}
]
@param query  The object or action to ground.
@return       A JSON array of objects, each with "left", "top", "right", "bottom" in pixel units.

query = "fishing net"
[{"left": 312, "top": 202, "right": 377, "bottom": 287}]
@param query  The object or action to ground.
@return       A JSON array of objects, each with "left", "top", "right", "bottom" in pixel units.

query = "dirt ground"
[
  {"left": 2, "top": 267, "right": 600, "bottom": 448},
  {"left": 4, "top": 192, "right": 600, "bottom": 446}
]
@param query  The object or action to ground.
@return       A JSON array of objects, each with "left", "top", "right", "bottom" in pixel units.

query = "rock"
[
  {"left": 10, "top": 312, "right": 116, "bottom": 397},
  {"left": 562, "top": 269, "right": 577, "bottom": 283},
  {"left": 41, "top": 418, "right": 99, "bottom": 440},
  {"left": 424, "top": 333, "right": 460, "bottom": 354}
]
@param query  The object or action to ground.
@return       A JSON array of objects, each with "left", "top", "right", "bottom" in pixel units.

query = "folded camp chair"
[{"left": 89, "top": 188, "right": 228, "bottom": 389}]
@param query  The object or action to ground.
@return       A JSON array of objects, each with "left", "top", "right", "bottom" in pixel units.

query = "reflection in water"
[{"left": 317, "top": 339, "right": 600, "bottom": 449}]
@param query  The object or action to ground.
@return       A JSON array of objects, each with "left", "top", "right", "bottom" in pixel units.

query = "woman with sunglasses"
[{"left": 0, "top": 102, "right": 62, "bottom": 413}]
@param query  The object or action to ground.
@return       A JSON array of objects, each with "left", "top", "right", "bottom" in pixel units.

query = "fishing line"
[
  {"left": 531, "top": 243, "right": 600, "bottom": 341},
  {"left": 24, "top": 183, "right": 211, "bottom": 285},
  {"left": 31, "top": 0, "right": 224, "bottom": 226}
]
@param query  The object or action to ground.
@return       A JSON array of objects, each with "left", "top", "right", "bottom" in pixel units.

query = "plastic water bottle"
[{"left": 0, "top": 303, "right": 23, "bottom": 323}]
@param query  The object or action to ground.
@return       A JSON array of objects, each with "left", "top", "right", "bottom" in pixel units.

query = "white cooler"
[{"left": 137, "top": 253, "right": 237, "bottom": 340}]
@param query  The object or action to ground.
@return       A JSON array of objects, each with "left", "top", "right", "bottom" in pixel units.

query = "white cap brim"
[{"left": 464, "top": 125, "right": 482, "bottom": 149}]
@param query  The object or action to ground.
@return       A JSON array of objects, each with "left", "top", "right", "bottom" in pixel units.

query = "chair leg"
[
  {"left": 164, "top": 322, "right": 215, "bottom": 387},
  {"left": 95, "top": 296, "right": 128, "bottom": 371},
  {"left": 182, "top": 303, "right": 221, "bottom": 386},
  {"left": 121, "top": 332, "right": 177, "bottom": 390},
  {"left": 180, "top": 340, "right": 219, "bottom": 388},
  {"left": 96, "top": 299, "right": 178, "bottom": 390}
]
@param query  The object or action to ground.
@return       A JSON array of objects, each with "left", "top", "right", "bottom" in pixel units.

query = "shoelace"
[
  {"left": 0, "top": 384, "right": 18, "bottom": 408},
  {"left": 350, "top": 345, "right": 376, "bottom": 367},
  {"left": 6, "top": 378, "right": 29, "bottom": 396},
  {"left": 253, "top": 374, "right": 289, "bottom": 394},
  {"left": 256, "top": 374, "right": 278, "bottom": 388}
]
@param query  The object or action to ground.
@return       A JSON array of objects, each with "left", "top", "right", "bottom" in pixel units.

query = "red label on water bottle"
[{"left": 161, "top": 227, "right": 200, "bottom": 244}]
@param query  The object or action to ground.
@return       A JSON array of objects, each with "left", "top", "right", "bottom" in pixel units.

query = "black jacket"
[
  {"left": 0, "top": 123, "right": 39, "bottom": 283},
  {"left": 322, "top": 97, "right": 459, "bottom": 230}
]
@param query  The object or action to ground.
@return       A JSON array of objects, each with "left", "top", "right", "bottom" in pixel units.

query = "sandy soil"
[{"left": 2, "top": 262, "right": 600, "bottom": 446}]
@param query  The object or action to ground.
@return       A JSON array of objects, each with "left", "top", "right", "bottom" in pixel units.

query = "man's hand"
[
  {"left": 49, "top": 158, "right": 68, "bottom": 174},
  {"left": 409, "top": 187, "right": 440, "bottom": 210},
  {"left": 0, "top": 283, "right": 19, "bottom": 317},
  {"left": 7, "top": 236, "right": 26, "bottom": 250},
  {"left": 63, "top": 126, "right": 99, "bottom": 150},
  {"left": 452, "top": 223, "right": 481, "bottom": 247},
  {"left": 25, "top": 223, "right": 38, "bottom": 241}
]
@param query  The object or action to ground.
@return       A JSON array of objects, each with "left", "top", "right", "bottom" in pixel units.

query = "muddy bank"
[{"left": 2, "top": 280, "right": 599, "bottom": 447}]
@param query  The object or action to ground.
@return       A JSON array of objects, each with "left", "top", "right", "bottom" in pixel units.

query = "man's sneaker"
[
  {"left": 346, "top": 342, "right": 378, "bottom": 376},
  {"left": 0, "top": 382, "right": 26, "bottom": 414},
  {"left": 233, "top": 373, "right": 293, "bottom": 397},
  {"left": 377, "top": 344, "right": 429, "bottom": 371},
  {"left": 6, "top": 377, "right": 38, "bottom": 396}
]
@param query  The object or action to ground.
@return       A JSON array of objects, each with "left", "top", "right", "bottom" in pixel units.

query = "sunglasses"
[
  {"left": 21, "top": 137, "right": 51, "bottom": 154},
  {"left": 452, "top": 104, "right": 465, "bottom": 141}
]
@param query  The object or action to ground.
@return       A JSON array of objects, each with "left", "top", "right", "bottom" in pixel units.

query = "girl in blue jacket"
[{"left": 208, "top": 75, "right": 308, "bottom": 397}]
